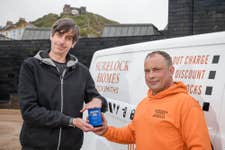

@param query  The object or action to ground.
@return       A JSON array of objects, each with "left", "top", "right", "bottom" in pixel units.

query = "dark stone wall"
[
  {"left": 168, "top": 0, "right": 225, "bottom": 36},
  {"left": 193, "top": 0, "right": 225, "bottom": 34},
  {"left": 168, "top": 0, "right": 194, "bottom": 36},
  {"left": 0, "top": 35, "right": 166, "bottom": 100},
  {"left": 0, "top": 40, "right": 50, "bottom": 100}
]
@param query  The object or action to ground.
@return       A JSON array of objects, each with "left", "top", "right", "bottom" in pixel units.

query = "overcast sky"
[{"left": 0, "top": 0, "right": 168, "bottom": 30}]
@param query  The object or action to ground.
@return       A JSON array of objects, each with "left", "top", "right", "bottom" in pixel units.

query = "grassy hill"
[{"left": 32, "top": 13, "right": 119, "bottom": 37}]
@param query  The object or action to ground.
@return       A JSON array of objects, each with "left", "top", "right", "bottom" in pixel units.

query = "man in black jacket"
[{"left": 18, "top": 18, "right": 107, "bottom": 150}]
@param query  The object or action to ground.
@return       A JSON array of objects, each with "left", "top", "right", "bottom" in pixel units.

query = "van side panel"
[{"left": 82, "top": 32, "right": 225, "bottom": 150}]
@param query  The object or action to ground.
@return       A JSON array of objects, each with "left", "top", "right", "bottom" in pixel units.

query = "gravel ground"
[{"left": 0, "top": 109, "right": 22, "bottom": 150}]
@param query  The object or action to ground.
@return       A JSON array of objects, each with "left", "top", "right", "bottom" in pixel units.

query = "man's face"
[
  {"left": 50, "top": 30, "right": 76, "bottom": 56},
  {"left": 144, "top": 54, "right": 174, "bottom": 95}
]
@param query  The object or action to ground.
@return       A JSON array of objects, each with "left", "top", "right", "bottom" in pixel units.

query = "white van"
[{"left": 82, "top": 31, "right": 225, "bottom": 150}]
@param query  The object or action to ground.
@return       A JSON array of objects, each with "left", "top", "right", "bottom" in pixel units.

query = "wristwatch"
[{"left": 69, "top": 118, "right": 76, "bottom": 128}]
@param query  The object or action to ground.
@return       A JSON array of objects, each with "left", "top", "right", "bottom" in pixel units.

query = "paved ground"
[{"left": 0, "top": 109, "right": 22, "bottom": 150}]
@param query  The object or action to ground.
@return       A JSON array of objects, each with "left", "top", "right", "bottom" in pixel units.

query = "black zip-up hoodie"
[{"left": 18, "top": 50, "right": 107, "bottom": 150}]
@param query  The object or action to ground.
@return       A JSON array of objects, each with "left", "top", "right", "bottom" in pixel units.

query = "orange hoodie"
[{"left": 103, "top": 82, "right": 212, "bottom": 150}]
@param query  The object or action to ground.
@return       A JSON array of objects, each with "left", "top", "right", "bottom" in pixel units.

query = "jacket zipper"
[{"left": 57, "top": 69, "right": 66, "bottom": 150}]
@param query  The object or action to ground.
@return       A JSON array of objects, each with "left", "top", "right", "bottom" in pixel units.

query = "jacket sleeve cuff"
[
  {"left": 61, "top": 115, "right": 71, "bottom": 127},
  {"left": 102, "top": 126, "right": 111, "bottom": 138}
]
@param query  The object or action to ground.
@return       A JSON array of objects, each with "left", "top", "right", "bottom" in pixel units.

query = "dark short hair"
[
  {"left": 145, "top": 51, "right": 172, "bottom": 67},
  {"left": 51, "top": 18, "right": 79, "bottom": 42}
]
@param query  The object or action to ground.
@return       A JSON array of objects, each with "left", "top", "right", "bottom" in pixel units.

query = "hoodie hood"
[
  {"left": 34, "top": 50, "right": 78, "bottom": 68},
  {"left": 148, "top": 81, "right": 188, "bottom": 99}
]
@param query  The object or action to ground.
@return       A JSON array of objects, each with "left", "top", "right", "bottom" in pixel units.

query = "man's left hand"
[{"left": 80, "top": 98, "right": 102, "bottom": 112}]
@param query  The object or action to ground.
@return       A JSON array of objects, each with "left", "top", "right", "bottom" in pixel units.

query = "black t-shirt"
[{"left": 52, "top": 60, "right": 66, "bottom": 75}]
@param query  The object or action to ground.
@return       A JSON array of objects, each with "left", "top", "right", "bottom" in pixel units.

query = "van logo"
[
  {"left": 108, "top": 100, "right": 136, "bottom": 120},
  {"left": 108, "top": 101, "right": 120, "bottom": 114}
]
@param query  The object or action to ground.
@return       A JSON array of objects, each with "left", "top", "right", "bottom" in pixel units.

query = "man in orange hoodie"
[{"left": 93, "top": 51, "right": 212, "bottom": 150}]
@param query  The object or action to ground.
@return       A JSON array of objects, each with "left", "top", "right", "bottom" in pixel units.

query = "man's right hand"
[
  {"left": 92, "top": 114, "right": 108, "bottom": 136},
  {"left": 73, "top": 118, "right": 94, "bottom": 132}
]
